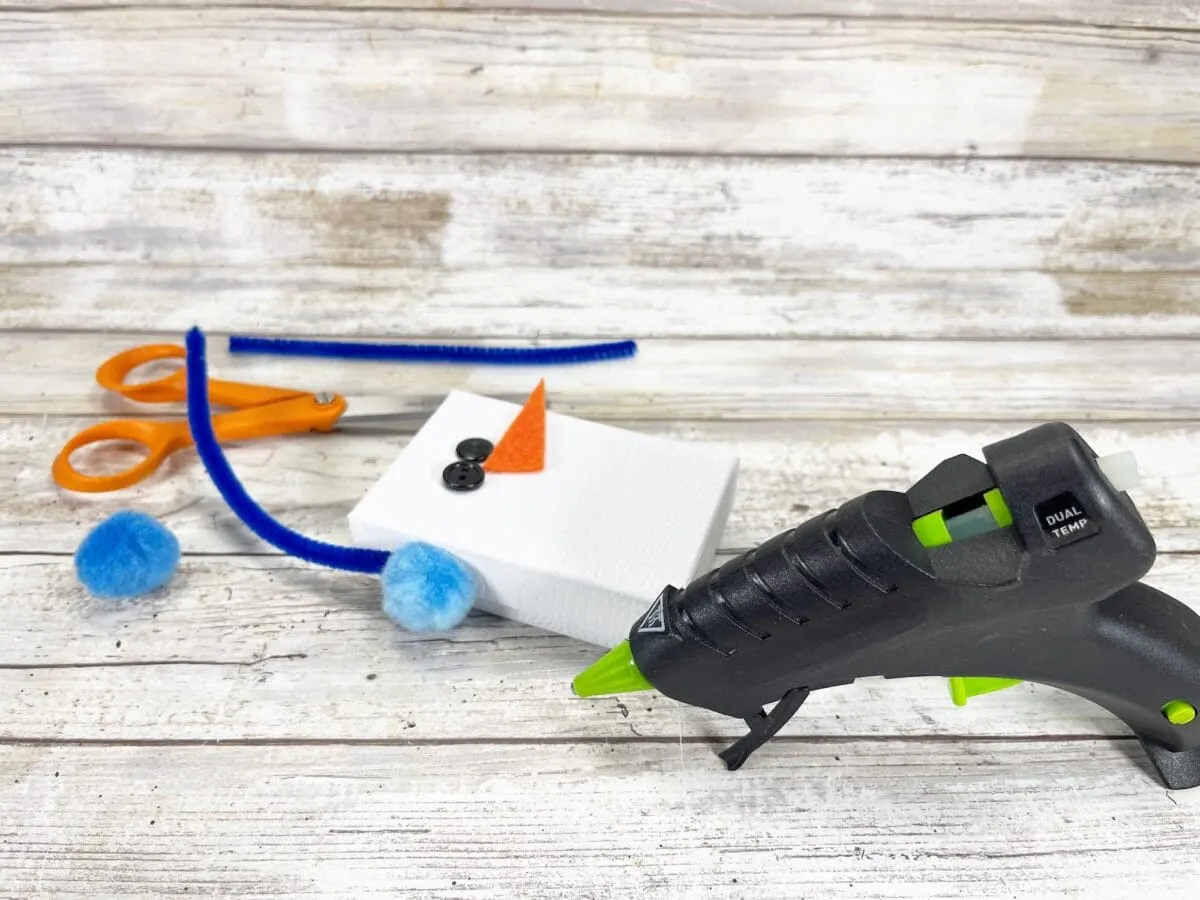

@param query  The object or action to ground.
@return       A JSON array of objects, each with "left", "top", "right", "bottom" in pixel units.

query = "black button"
[
  {"left": 456, "top": 437, "right": 494, "bottom": 462},
  {"left": 443, "top": 461, "right": 485, "bottom": 492}
]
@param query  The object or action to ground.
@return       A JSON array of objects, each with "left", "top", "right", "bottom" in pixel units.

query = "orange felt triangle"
[{"left": 484, "top": 380, "right": 546, "bottom": 473}]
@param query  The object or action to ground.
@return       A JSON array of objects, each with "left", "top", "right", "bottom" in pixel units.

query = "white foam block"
[{"left": 347, "top": 390, "right": 739, "bottom": 647}]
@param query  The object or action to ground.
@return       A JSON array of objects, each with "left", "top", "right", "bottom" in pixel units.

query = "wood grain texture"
[
  {"left": 7, "top": 329, "right": 1200, "bottom": 420},
  {"left": 4, "top": 0, "right": 1200, "bottom": 888},
  {"left": 5, "top": 150, "right": 1200, "bottom": 338},
  {"left": 2, "top": 11, "right": 1200, "bottom": 159},
  {"left": 9, "top": 265, "right": 1200, "bottom": 339},
  {"left": 11, "top": 412, "right": 1200, "bottom": 554},
  {"left": 1, "top": 742, "right": 1196, "bottom": 899},
  {"left": 4, "top": 552, "right": 1200, "bottom": 742},
  {"left": 7, "top": 1, "right": 1200, "bottom": 30}
]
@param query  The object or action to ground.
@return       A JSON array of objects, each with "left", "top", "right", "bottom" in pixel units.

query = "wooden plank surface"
[
  {"left": 7, "top": 330, "right": 1200, "bottom": 421},
  {"left": 4, "top": 151, "right": 1200, "bottom": 339},
  {"left": 10, "top": 413, "right": 1200, "bottom": 554},
  {"left": 4, "top": 552, "right": 1200, "bottom": 742},
  {"left": 8, "top": 1, "right": 1200, "bottom": 30},
  {"left": 3, "top": 11, "right": 1200, "bottom": 160},
  {"left": 5, "top": 0, "right": 1200, "bottom": 891},
  {"left": 9, "top": 264, "right": 1200, "bottom": 340},
  {"left": 1, "top": 741, "right": 1196, "bottom": 899}
]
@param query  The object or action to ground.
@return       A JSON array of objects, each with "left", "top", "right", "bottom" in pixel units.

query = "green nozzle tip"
[{"left": 572, "top": 640, "right": 653, "bottom": 697}]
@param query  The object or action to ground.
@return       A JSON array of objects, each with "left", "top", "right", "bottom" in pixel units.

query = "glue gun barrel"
[{"left": 572, "top": 640, "right": 652, "bottom": 697}]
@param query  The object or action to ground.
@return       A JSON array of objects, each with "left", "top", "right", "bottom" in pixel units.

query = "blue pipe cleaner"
[
  {"left": 184, "top": 327, "right": 389, "bottom": 575},
  {"left": 228, "top": 335, "right": 637, "bottom": 365}
]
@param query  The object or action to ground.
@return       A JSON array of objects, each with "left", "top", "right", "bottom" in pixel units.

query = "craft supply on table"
[
  {"left": 381, "top": 542, "right": 480, "bottom": 633},
  {"left": 181, "top": 326, "right": 480, "bottom": 629},
  {"left": 347, "top": 387, "right": 740, "bottom": 648},
  {"left": 571, "top": 422, "right": 1200, "bottom": 792},
  {"left": 58, "top": 328, "right": 643, "bottom": 633},
  {"left": 74, "top": 510, "right": 181, "bottom": 600},
  {"left": 52, "top": 342, "right": 446, "bottom": 494},
  {"left": 482, "top": 380, "right": 546, "bottom": 474},
  {"left": 228, "top": 334, "right": 637, "bottom": 365}
]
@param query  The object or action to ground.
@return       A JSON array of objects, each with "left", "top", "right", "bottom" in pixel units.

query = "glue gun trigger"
[{"left": 717, "top": 687, "right": 811, "bottom": 771}]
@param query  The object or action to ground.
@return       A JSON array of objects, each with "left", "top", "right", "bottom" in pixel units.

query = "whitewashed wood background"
[{"left": 2, "top": 1, "right": 1200, "bottom": 897}]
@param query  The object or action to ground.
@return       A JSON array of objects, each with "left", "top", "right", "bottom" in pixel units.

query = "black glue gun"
[{"left": 572, "top": 423, "right": 1200, "bottom": 790}]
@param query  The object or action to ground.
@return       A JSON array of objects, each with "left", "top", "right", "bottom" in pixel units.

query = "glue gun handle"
[{"left": 1054, "top": 581, "right": 1200, "bottom": 789}]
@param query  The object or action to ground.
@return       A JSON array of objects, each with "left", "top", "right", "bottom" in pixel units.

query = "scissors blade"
[{"left": 333, "top": 393, "right": 545, "bottom": 434}]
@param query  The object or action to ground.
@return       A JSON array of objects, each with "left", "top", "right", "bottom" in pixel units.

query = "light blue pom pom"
[
  {"left": 75, "top": 510, "right": 181, "bottom": 600},
  {"left": 381, "top": 542, "right": 478, "bottom": 632}
]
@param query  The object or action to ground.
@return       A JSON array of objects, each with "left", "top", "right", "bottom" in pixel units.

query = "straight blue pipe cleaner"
[
  {"left": 228, "top": 334, "right": 637, "bottom": 365},
  {"left": 184, "top": 327, "right": 390, "bottom": 574}
]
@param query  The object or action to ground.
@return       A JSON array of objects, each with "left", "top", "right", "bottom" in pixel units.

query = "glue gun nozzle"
[{"left": 572, "top": 640, "right": 654, "bottom": 697}]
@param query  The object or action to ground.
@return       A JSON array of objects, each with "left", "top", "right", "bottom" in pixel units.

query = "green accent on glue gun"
[
  {"left": 913, "top": 488, "right": 1014, "bottom": 550},
  {"left": 983, "top": 488, "right": 1013, "bottom": 528},
  {"left": 948, "top": 676, "right": 1024, "bottom": 707},
  {"left": 572, "top": 640, "right": 653, "bottom": 697},
  {"left": 912, "top": 509, "right": 952, "bottom": 548},
  {"left": 924, "top": 491, "right": 1025, "bottom": 704},
  {"left": 1164, "top": 699, "right": 1197, "bottom": 726}
]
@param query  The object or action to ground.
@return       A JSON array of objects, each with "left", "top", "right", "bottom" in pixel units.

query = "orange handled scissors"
[{"left": 52, "top": 343, "right": 417, "bottom": 493}]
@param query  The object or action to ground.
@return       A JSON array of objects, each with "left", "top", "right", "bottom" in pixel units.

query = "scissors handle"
[
  {"left": 97, "top": 344, "right": 306, "bottom": 407},
  {"left": 53, "top": 394, "right": 347, "bottom": 493}
]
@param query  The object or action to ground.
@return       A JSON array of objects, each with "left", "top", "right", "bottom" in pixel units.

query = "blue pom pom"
[
  {"left": 381, "top": 542, "right": 478, "bottom": 632},
  {"left": 75, "top": 511, "right": 180, "bottom": 600}
]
